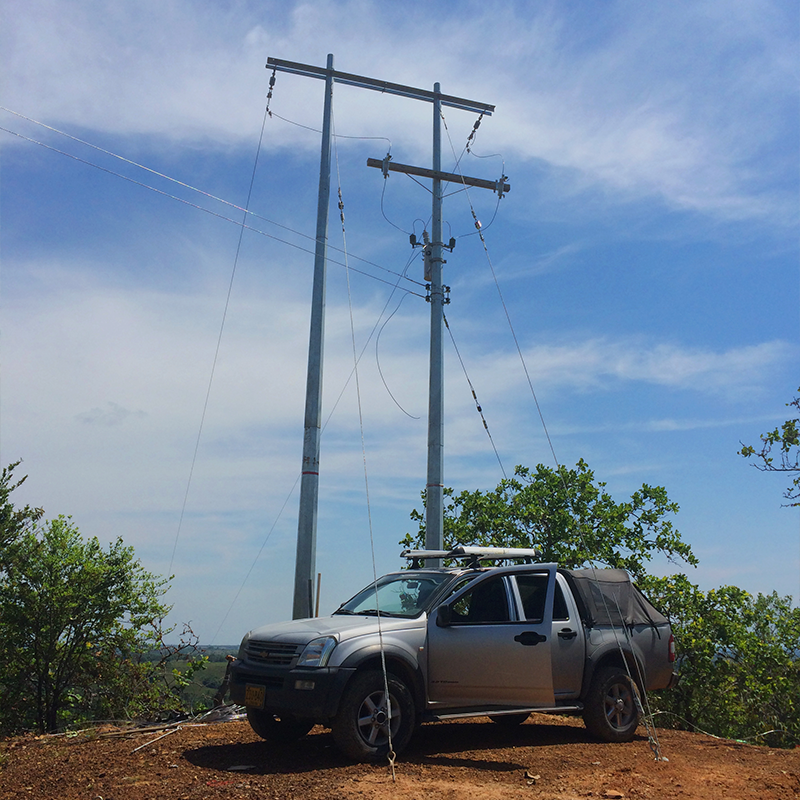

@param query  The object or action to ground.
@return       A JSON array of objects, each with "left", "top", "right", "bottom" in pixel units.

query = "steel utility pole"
[
  {"left": 267, "top": 55, "right": 503, "bottom": 615},
  {"left": 368, "top": 117, "right": 509, "bottom": 567},
  {"left": 426, "top": 86, "right": 445, "bottom": 558},
  {"left": 268, "top": 54, "right": 335, "bottom": 620}
]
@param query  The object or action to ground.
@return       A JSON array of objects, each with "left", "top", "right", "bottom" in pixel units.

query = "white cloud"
[
  {"left": 8, "top": 254, "right": 787, "bottom": 528},
  {"left": 1, "top": 0, "right": 797, "bottom": 640},
  {"left": 76, "top": 402, "right": 147, "bottom": 427},
  {"left": 2, "top": 0, "right": 795, "bottom": 222},
  {"left": 457, "top": 338, "right": 794, "bottom": 403}
]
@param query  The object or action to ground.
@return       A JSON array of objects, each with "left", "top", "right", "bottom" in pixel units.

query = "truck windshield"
[{"left": 334, "top": 572, "right": 453, "bottom": 618}]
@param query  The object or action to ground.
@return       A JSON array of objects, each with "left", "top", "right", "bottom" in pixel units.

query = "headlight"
[
  {"left": 297, "top": 636, "right": 337, "bottom": 667},
  {"left": 237, "top": 631, "right": 251, "bottom": 660}
]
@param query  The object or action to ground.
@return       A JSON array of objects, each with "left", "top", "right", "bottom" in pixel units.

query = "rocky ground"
[{"left": 1, "top": 713, "right": 798, "bottom": 799}]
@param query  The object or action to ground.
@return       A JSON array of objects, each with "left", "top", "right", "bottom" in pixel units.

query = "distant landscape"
[{"left": 154, "top": 645, "right": 238, "bottom": 712}]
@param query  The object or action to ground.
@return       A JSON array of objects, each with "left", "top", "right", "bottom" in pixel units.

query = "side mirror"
[{"left": 436, "top": 605, "right": 452, "bottom": 627}]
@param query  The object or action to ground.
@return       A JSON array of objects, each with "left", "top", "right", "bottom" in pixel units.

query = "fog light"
[{"left": 295, "top": 680, "right": 315, "bottom": 691}]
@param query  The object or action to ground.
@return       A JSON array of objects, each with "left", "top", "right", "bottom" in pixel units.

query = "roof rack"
[{"left": 401, "top": 545, "right": 541, "bottom": 569}]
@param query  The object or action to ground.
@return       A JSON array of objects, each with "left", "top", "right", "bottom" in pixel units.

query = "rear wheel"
[
  {"left": 246, "top": 707, "right": 314, "bottom": 742},
  {"left": 332, "top": 670, "right": 415, "bottom": 762},
  {"left": 583, "top": 666, "right": 640, "bottom": 742}
]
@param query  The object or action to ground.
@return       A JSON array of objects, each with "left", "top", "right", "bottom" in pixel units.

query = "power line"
[
  {"left": 0, "top": 112, "right": 426, "bottom": 293},
  {"left": 443, "top": 313, "right": 506, "bottom": 478},
  {"left": 375, "top": 283, "right": 421, "bottom": 420}
]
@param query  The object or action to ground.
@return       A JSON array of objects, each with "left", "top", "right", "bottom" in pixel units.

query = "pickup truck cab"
[{"left": 229, "top": 547, "right": 676, "bottom": 761}]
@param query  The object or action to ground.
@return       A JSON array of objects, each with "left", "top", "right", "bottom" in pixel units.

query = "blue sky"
[{"left": 1, "top": 0, "right": 797, "bottom": 644}]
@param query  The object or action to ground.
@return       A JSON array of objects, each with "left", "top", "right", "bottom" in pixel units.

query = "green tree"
[
  {"left": 404, "top": 460, "right": 800, "bottom": 745},
  {"left": 402, "top": 461, "right": 696, "bottom": 580},
  {"left": 0, "top": 460, "right": 43, "bottom": 565},
  {"left": 0, "top": 515, "right": 174, "bottom": 733},
  {"left": 740, "top": 388, "right": 800, "bottom": 506},
  {"left": 643, "top": 575, "right": 800, "bottom": 746}
]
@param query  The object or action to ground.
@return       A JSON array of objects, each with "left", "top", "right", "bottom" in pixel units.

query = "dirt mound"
[{"left": 1, "top": 713, "right": 798, "bottom": 799}]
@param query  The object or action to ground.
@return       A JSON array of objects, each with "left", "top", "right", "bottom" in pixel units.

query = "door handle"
[
  {"left": 558, "top": 628, "right": 578, "bottom": 640},
  {"left": 514, "top": 631, "right": 547, "bottom": 646}
]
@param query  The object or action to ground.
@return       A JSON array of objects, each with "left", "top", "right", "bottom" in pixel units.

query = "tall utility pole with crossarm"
[{"left": 265, "top": 55, "right": 507, "bottom": 617}]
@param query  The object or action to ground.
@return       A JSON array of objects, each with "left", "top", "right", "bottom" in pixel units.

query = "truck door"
[
  {"left": 426, "top": 565, "right": 556, "bottom": 708},
  {"left": 549, "top": 574, "right": 584, "bottom": 698}
]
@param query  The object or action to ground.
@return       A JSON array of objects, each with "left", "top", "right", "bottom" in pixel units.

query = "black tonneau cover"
[{"left": 562, "top": 568, "right": 669, "bottom": 628}]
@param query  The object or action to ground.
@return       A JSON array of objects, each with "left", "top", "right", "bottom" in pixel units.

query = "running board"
[{"left": 423, "top": 704, "right": 583, "bottom": 722}]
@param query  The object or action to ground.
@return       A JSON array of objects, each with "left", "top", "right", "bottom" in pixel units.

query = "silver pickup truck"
[{"left": 229, "top": 547, "right": 677, "bottom": 761}]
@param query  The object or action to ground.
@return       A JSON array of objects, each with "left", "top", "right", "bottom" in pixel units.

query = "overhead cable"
[
  {"left": 0, "top": 111, "right": 425, "bottom": 291},
  {"left": 443, "top": 314, "right": 506, "bottom": 478}
]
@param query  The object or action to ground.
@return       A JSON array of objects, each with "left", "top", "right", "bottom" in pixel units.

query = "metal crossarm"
[
  {"left": 366, "top": 158, "right": 510, "bottom": 194},
  {"left": 270, "top": 52, "right": 503, "bottom": 611},
  {"left": 267, "top": 58, "right": 494, "bottom": 115}
]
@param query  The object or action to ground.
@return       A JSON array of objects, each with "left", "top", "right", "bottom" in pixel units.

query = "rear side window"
[
  {"left": 515, "top": 574, "right": 549, "bottom": 622},
  {"left": 514, "top": 573, "right": 569, "bottom": 621},
  {"left": 553, "top": 583, "right": 569, "bottom": 621}
]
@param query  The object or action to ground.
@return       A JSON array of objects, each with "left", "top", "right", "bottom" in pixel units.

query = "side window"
[
  {"left": 450, "top": 577, "right": 510, "bottom": 623},
  {"left": 444, "top": 575, "right": 476, "bottom": 601},
  {"left": 553, "top": 582, "right": 569, "bottom": 621},
  {"left": 515, "top": 573, "right": 549, "bottom": 622}
]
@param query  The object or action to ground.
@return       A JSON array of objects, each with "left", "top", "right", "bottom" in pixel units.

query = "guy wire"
[
  {"left": 442, "top": 108, "right": 665, "bottom": 760},
  {"left": 333, "top": 114, "right": 398, "bottom": 778},
  {"left": 168, "top": 99, "right": 271, "bottom": 575}
]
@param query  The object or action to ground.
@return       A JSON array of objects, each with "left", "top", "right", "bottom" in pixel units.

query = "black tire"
[
  {"left": 489, "top": 712, "right": 530, "bottom": 727},
  {"left": 582, "top": 666, "right": 641, "bottom": 743},
  {"left": 332, "top": 670, "right": 416, "bottom": 762},
  {"left": 246, "top": 707, "right": 314, "bottom": 742}
]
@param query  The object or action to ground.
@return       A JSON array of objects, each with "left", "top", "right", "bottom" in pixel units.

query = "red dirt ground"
[{"left": 1, "top": 713, "right": 798, "bottom": 799}]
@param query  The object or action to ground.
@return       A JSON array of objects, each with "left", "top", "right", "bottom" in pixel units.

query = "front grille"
[{"left": 246, "top": 640, "right": 301, "bottom": 666}]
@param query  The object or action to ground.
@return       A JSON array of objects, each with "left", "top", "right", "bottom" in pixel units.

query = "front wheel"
[
  {"left": 582, "top": 666, "right": 641, "bottom": 742},
  {"left": 246, "top": 707, "right": 314, "bottom": 742},
  {"left": 332, "top": 670, "right": 416, "bottom": 762}
]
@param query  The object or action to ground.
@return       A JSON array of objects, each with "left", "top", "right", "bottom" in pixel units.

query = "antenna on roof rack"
[{"left": 401, "top": 545, "right": 541, "bottom": 568}]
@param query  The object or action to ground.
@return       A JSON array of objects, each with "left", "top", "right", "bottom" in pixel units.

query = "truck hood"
[{"left": 245, "top": 613, "right": 424, "bottom": 646}]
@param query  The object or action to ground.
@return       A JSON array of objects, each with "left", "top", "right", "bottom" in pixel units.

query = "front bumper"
[{"left": 229, "top": 659, "right": 355, "bottom": 721}]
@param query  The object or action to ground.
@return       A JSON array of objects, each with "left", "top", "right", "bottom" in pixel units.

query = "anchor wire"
[
  {"left": 168, "top": 98, "right": 271, "bottom": 575},
  {"left": 333, "top": 118, "right": 397, "bottom": 778},
  {"left": 441, "top": 109, "right": 665, "bottom": 760}
]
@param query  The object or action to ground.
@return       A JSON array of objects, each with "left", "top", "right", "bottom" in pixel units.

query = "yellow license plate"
[{"left": 245, "top": 684, "right": 265, "bottom": 709}]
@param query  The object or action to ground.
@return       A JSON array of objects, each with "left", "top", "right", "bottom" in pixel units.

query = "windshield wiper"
[{"left": 357, "top": 609, "right": 403, "bottom": 617}]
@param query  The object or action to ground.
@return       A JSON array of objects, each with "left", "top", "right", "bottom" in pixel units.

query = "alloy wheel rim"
[
  {"left": 356, "top": 689, "right": 401, "bottom": 746},
  {"left": 604, "top": 682, "right": 635, "bottom": 729}
]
